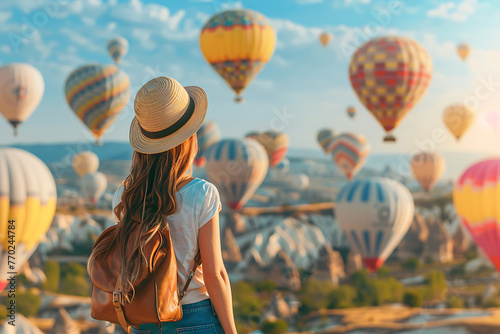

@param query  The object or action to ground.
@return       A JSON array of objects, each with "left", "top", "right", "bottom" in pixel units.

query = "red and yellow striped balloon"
[
  {"left": 255, "top": 131, "right": 289, "bottom": 167},
  {"left": 453, "top": 159, "right": 500, "bottom": 271},
  {"left": 349, "top": 36, "right": 433, "bottom": 142},
  {"left": 199, "top": 10, "right": 276, "bottom": 102}
]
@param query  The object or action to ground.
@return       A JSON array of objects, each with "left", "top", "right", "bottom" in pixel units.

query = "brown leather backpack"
[{"left": 88, "top": 183, "right": 201, "bottom": 333}]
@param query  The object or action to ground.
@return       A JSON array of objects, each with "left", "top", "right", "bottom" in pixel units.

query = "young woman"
[{"left": 109, "top": 77, "right": 236, "bottom": 334}]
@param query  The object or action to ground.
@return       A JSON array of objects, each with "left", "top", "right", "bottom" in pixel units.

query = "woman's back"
[{"left": 112, "top": 177, "right": 221, "bottom": 305}]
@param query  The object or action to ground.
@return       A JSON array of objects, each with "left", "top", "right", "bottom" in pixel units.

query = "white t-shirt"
[{"left": 112, "top": 178, "right": 222, "bottom": 305}]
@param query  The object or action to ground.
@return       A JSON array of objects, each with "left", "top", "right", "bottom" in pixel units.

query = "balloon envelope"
[
  {"left": 81, "top": 172, "right": 107, "bottom": 204},
  {"left": 0, "top": 148, "right": 56, "bottom": 285},
  {"left": 443, "top": 104, "right": 475, "bottom": 141},
  {"left": 347, "top": 106, "right": 356, "bottom": 119},
  {"left": 330, "top": 133, "right": 370, "bottom": 179},
  {"left": 0, "top": 63, "right": 44, "bottom": 134},
  {"left": 319, "top": 32, "right": 332, "bottom": 47},
  {"left": 255, "top": 131, "right": 289, "bottom": 167},
  {"left": 205, "top": 138, "right": 269, "bottom": 211},
  {"left": 65, "top": 64, "right": 131, "bottom": 141},
  {"left": 453, "top": 159, "right": 500, "bottom": 271},
  {"left": 107, "top": 37, "right": 129, "bottom": 64},
  {"left": 199, "top": 9, "right": 276, "bottom": 101},
  {"left": 410, "top": 152, "right": 446, "bottom": 191},
  {"left": 457, "top": 43, "right": 470, "bottom": 61},
  {"left": 194, "top": 120, "right": 221, "bottom": 167},
  {"left": 73, "top": 151, "right": 99, "bottom": 177},
  {"left": 349, "top": 36, "right": 433, "bottom": 142},
  {"left": 317, "top": 128, "right": 336, "bottom": 154},
  {"left": 336, "top": 177, "right": 414, "bottom": 271}
]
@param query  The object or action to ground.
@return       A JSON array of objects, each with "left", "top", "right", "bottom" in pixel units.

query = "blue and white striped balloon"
[
  {"left": 205, "top": 138, "right": 268, "bottom": 211},
  {"left": 107, "top": 37, "right": 129, "bottom": 64},
  {"left": 335, "top": 177, "right": 414, "bottom": 271}
]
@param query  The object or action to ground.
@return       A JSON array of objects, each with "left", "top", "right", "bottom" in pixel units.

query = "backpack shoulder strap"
[
  {"left": 179, "top": 246, "right": 202, "bottom": 302},
  {"left": 113, "top": 275, "right": 131, "bottom": 334}
]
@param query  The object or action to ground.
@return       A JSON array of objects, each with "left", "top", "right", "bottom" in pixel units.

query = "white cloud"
[
  {"left": 0, "top": 45, "right": 11, "bottom": 54},
  {"left": 131, "top": 28, "right": 156, "bottom": 50},
  {"left": 60, "top": 28, "right": 101, "bottom": 52},
  {"left": 339, "top": 0, "right": 371, "bottom": 6},
  {"left": 253, "top": 79, "right": 274, "bottom": 89},
  {"left": 0, "top": 11, "right": 12, "bottom": 23},
  {"left": 107, "top": 22, "right": 117, "bottom": 31},
  {"left": 427, "top": 0, "right": 477, "bottom": 21},
  {"left": 81, "top": 16, "right": 95, "bottom": 26},
  {"left": 0, "top": 0, "right": 41, "bottom": 14},
  {"left": 270, "top": 18, "right": 322, "bottom": 48}
]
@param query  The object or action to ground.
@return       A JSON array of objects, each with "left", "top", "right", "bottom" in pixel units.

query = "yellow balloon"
[
  {"left": 410, "top": 152, "right": 446, "bottom": 191},
  {"left": 443, "top": 104, "right": 475, "bottom": 141},
  {"left": 457, "top": 43, "right": 470, "bottom": 61},
  {"left": 199, "top": 10, "right": 276, "bottom": 102}
]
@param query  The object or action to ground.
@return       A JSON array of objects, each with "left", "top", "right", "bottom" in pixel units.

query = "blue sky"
[{"left": 1, "top": 0, "right": 500, "bottom": 155}]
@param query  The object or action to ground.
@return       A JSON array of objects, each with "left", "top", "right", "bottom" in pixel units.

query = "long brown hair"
[{"left": 88, "top": 134, "right": 197, "bottom": 303}]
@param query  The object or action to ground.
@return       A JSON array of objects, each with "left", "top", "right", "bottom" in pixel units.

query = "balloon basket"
[
  {"left": 383, "top": 135, "right": 396, "bottom": 142},
  {"left": 234, "top": 96, "right": 245, "bottom": 104}
]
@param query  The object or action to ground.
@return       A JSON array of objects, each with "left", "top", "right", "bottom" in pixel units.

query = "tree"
[
  {"left": 426, "top": 270, "right": 447, "bottom": 300},
  {"left": 255, "top": 280, "right": 277, "bottom": 294},
  {"left": 41, "top": 260, "right": 60, "bottom": 292},
  {"left": 327, "top": 286, "right": 356, "bottom": 309},
  {"left": 377, "top": 266, "right": 390, "bottom": 278},
  {"left": 260, "top": 319, "right": 288, "bottom": 334},
  {"left": 446, "top": 296, "right": 464, "bottom": 308},
  {"left": 16, "top": 291, "right": 42, "bottom": 317},
  {"left": 401, "top": 257, "right": 421, "bottom": 272},
  {"left": 403, "top": 291, "right": 422, "bottom": 307},
  {"left": 60, "top": 262, "right": 86, "bottom": 280},
  {"left": 60, "top": 275, "right": 90, "bottom": 296}
]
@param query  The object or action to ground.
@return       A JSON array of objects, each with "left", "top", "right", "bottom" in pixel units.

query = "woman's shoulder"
[{"left": 183, "top": 178, "right": 219, "bottom": 195}]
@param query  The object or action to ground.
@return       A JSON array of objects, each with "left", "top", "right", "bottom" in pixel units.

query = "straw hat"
[{"left": 129, "top": 76, "right": 207, "bottom": 154}]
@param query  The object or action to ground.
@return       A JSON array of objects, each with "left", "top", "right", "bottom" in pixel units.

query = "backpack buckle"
[{"left": 113, "top": 291, "right": 122, "bottom": 305}]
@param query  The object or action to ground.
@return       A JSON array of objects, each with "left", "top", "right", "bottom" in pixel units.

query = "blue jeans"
[{"left": 130, "top": 299, "right": 224, "bottom": 334}]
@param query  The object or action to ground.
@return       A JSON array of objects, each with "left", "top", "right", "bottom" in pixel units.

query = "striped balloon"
[
  {"left": 0, "top": 148, "right": 56, "bottom": 287},
  {"left": 65, "top": 64, "right": 131, "bottom": 142},
  {"left": 245, "top": 131, "right": 259, "bottom": 140},
  {"left": 330, "top": 133, "right": 371, "bottom": 179},
  {"left": 410, "top": 152, "right": 446, "bottom": 191},
  {"left": 194, "top": 120, "right": 221, "bottom": 167},
  {"left": 453, "top": 159, "right": 500, "bottom": 271},
  {"left": 205, "top": 138, "right": 269, "bottom": 211},
  {"left": 336, "top": 177, "right": 414, "bottom": 271},
  {"left": 107, "top": 37, "right": 129, "bottom": 64},
  {"left": 317, "top": 128, "right": 336, "bottom": 154},
  {"left": 255, "top": 131, "right": 289, "bottom": 167}
]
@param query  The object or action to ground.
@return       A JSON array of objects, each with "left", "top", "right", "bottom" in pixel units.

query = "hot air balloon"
[
  {"left": 317, "top": 128, "right": 336, "bottom": 154},
  {"left": 0, "top": 148, "right": 56, "bottom": 289},
  {"left": 443, "top": 104, "right": 475, "bottom": 141},
  {"left": 330, "top": 133, "right": 371, "bottom": 179},
  {"left": 194, "top": 120, "right": 221, "bottom": 167},
  {"left": 81, "top": 172, "right": 107, "bottom": 204},
  {"left": 0, "top": 63, "right": 44, "bottom": 136},
  {"left": 336, "top": 177, "right": 414, "bottom": 271},
  {"left": 199, "top": 9, "right": 276, "bottom": 103},
  {"left": 205, "top": 138, "right": 268, "bottom": 211},
  {"left": 245, "top": 131, "right": 259, "bottom": 140},
  {"left": 457, "top": 43, "right": 470, "bottom": 61},
  {"left": 349, "top": 36, "right": 433, "bottom": 142},
  {"left": 255, "top": 130, "right": 289, "bottom": 167},
  {"left": 275, "top": 158, "right": 290, "bottom": 175},
  {"left": 65, "top": 64, "right": 131, "bottom": 144},
  {"left": 72, "top": 151, "right": 99, "bottom": 177},
  {"left": 107, "top": 37, "right": 129, "bottom": 64},
  {"left": 410, "top": 152, "right": 446, "bottom": 192},
  {"left": 319, "top": 32, "right": 332, "bottom": 47},
  {"left": 347, "top": 106, "right": 357, "bottom": 119},
  {"left": 453, "top": 159, "right": 500, "bottom": 271}
]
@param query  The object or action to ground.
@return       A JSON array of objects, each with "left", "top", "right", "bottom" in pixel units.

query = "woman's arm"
[{"left": 199, "top": 213, "right": 237, "bottom": 334}]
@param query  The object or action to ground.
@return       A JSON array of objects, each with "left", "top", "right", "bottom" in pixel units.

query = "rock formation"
[
  {"left": 51, "top": 308, "right": 80, "bottom": 334},
  {"left": 398, "top": 212, "right": 429, "bottom": 260},
  {"left": 422, "top": 215, "right": 453, "bottom": 263},
  {"left": 310, "top": 245, "right": 345, "bottom": 285}
]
